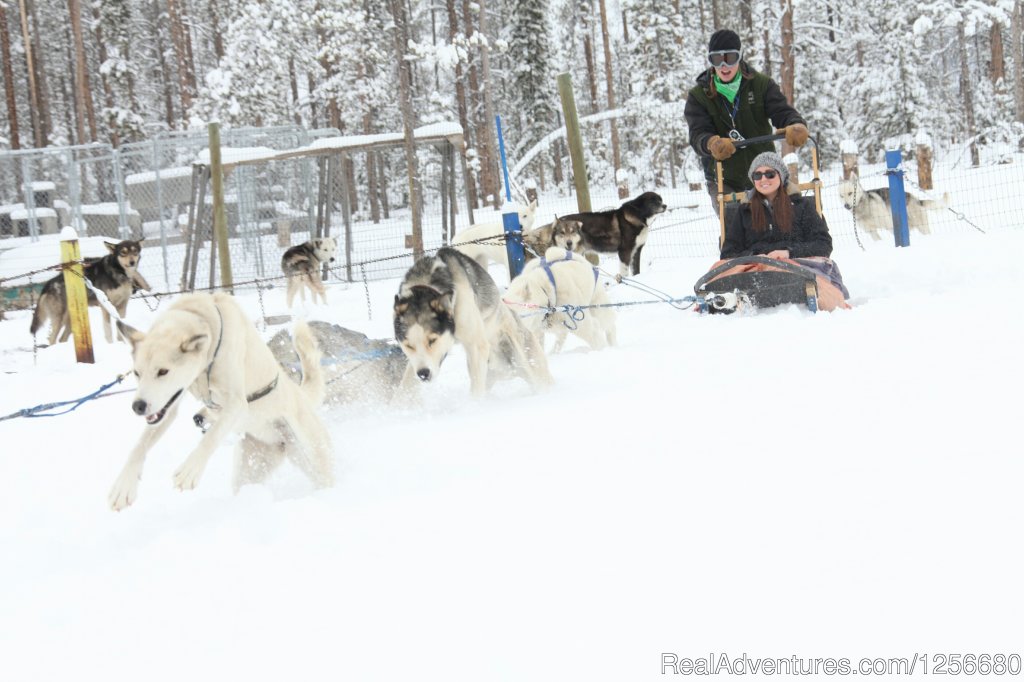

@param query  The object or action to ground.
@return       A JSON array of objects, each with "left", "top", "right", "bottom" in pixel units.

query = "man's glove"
[
  {"left": 707, "top": 135, "right": 736, "bottom": 161},
  {"left": 785, "top": 123, "right": 809, "bottom": 147}
]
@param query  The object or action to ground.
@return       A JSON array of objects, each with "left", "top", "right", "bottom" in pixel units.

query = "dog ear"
[
  {"left": 104, "top": 241, "right": 118, "bottom": 254},
  {"left": 180, "top": 334, "right": 209, "bottom": 354},
  {"left": 430, "top": 293, "right": 453, "bottom": 314},
  {"left": 117, "top": 321, "right": 145, "bottom": 349}
]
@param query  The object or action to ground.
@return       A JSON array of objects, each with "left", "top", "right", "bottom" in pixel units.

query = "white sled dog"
[
  {"left": 838, "top": 173, "right": 949, "bottom": 241},
  {"left": 393, "top": 247, "right": 552, "bottom": 397},
  {"left": 281, "top": 237, "right": 338, "bottom": 307},
  {"left": 450, "top": 200, "right": 539, "bottom": 269},
  {"left": 505, "top": 247, "right": 617, "bottom": 353},
  {"left": 108, "top": 292, "right": 334, "bottom": 510}
]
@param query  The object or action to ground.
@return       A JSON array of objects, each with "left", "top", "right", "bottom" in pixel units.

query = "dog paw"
[
  {"left": 108, "top": 472, "right": 140, "bottom": 511},
  {"left": 173, "top": 460, "right": 206, "bottom": 491}
]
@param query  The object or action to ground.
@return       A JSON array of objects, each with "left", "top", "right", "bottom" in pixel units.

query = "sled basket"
[{"left": 694, "top": 255, "right": 819, "bottom": 313}]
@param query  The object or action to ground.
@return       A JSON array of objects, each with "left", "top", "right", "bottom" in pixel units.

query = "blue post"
[
  {"left": 885, "top": 149, "right": 911, "bottom": 247},
  {"left": 495, "top": 115, "right": 525, "bottom": 278}
]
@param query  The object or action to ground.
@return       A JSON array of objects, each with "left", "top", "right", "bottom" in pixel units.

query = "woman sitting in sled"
[{"left": 709, "top": 151, "right": 850, "bottom": 311}]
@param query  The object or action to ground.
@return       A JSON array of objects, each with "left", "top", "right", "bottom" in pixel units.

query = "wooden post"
[
  {"left": 60, "top": 227, "right": 94, "bottom": 363},
  {"left": 916, "top": 132, "right": 934, "bottom": 190},
  {"left": 557, "top": 72, "right": 591, "bottom": 212},
  {"left": 208, "top": 121, "right": 233, "bottom": 292},
  {"left": 784, "top": 152, "right": 799, "bottom": 186}
]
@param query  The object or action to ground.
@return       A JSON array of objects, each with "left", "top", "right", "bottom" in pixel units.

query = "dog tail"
[
  {"left": 292, "top": 320, "right": 326, "bottom": 407},
  {"left": 29, "top": 297, "right": 46, "bottom": 336}
]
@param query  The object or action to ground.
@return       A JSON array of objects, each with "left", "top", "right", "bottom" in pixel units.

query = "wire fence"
[{"left": 2, "top": 125, "right": 1022, "bottom": 312}]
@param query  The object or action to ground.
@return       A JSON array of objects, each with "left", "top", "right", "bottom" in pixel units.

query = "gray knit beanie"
[{"left": 748, "top": 151, "right": 789, "bottom": 187}]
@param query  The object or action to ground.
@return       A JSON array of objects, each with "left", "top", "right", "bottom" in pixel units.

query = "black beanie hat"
[{"left": 708, "top": 29, "right": 741, "bottom": 53}]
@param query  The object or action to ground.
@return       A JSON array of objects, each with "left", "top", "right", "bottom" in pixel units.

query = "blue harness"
[{"left": 537, "top": 250, "right": 599, "bottom": 297}]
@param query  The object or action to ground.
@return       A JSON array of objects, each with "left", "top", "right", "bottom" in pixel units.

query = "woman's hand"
[{"left": 766, "top": 249, "right": 790, "bottom": 259}]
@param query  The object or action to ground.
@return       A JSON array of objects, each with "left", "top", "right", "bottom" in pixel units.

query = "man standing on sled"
[{"left": 684, "top": 29, "right": 809, "bottom": 215}]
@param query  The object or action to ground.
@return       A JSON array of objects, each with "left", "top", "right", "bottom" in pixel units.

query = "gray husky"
[
  {"left": 393, "top": 247, "right": 552, "bottom": 397},
  {"left": 838, "top": 173, "right": 949, "bottom": 241}
]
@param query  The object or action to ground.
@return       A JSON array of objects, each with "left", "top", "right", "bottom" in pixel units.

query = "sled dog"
[
  {"left": 838, "top": 173, "right": 949, "bottom": 241},
  {"left": 450, "top": 199, "right": 539, "bottom": 269},
  {"left": 559, "top": 191, "right": 668, "bottom": 278},
  {"left": 505, "top": 247, "right": 617, "bottom": 353},
  {"left": 30, "top": 239, "right": 151, "bottom": 345},
  {"left": 108, "top": 292, "right": 333, "bottom": 510},
  {"left": 281, "top": 237, "right": 337, "bottom": 307},
  {"left": 393, "top": 247, "right": 552, "bottom": 397}
]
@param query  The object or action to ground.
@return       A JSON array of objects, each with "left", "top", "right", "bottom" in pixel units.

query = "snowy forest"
[{"left": 1, "top": 0, "right": 1021, "bottom": 200}]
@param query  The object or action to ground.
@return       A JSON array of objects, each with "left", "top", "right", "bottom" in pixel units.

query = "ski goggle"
[
  {"left": 751, "top": 170, "right": 779, "bottom": 181},
  {"left": 708, "top": 50, "right": 742, "bottom": 68}
]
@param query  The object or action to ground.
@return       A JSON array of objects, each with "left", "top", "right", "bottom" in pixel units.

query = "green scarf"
[{"left": 713, "top": 73, "right": 742, "bottom": 103}]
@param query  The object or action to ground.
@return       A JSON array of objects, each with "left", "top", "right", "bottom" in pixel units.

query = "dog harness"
[
  {"left": 538, "top": 250, "right": 600, "bottom": 294},
  {"left": 201, "top": 305, "right": 279, "bottom": 410}
]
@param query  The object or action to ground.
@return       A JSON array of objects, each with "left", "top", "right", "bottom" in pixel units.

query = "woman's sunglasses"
[
  {"left": 708, "top": 50, "right": 742, "bottom": 68},
  {"left": 751, "top": 170, "right": 778, "bottom": 181}
]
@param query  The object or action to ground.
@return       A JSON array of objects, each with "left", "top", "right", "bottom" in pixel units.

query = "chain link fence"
[{"left": 1, "top": 123, "right": 474, "bottom": 301}]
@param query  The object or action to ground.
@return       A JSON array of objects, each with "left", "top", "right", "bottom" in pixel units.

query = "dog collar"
[{"left": 247, "top": 373, "right": 279, "bottom": 403}]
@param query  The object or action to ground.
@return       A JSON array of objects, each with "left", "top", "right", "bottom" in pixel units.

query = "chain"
[
  {"left": 902, "top": 174, "right": 987, "bottom": 234},
  {"left": 361, "top": 263, "right": 372, "bottom": 321},
  {"left": 256, "top": 280, "right": 268, "bottom": 329}
]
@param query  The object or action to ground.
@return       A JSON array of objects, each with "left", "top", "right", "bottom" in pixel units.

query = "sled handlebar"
[
  {"left": 733, "top": 128, "right": 819, "bottom": 151},
  {"left": 733, "top": 132, "right": 786, "bottom": 149}
]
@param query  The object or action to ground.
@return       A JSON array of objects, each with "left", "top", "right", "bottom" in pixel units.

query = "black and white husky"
[
  {"left": 393, "top": 247, "right": 552, "bottom": 397},
  {"left": 30, "top": 239, "right": 151, "bottom": 345},
  {"left": 281, "top": 237, "right": 337, "bottom": 307},
  {"left": 837, "top": 173, "right": 949, "bottom": 241}
]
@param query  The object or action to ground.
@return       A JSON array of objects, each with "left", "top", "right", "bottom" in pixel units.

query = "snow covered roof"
[{"left": 215, "top": 122, "right": 464, "bottom": 168}]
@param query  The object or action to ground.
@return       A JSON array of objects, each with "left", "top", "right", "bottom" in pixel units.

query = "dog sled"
[
  {"left": 697, "top": 129, "right": 848, "bottom": 314},
  {"left": 694, "top": 255, "right": 850, "bottom": 313}
]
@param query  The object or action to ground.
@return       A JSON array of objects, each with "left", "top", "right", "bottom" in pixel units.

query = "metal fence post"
[
  {"left": 885, "top": 149, "right": 911, "bottom": 247},
  {"left": 495, "top": 114, "right": 525, "bottom": 279}
]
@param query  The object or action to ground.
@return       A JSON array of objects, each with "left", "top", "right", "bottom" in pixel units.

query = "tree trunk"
[
  {"left": 581, "top": 2, "right": 598, "bottom": 113},
  {"left": 28, "top": 0, "right": 52, "bottom": 143},
  {"left": 763, "top": 28, "right": 772, "bottom": 79},
  {"left": 779, "top": 0, "right": 795, "bottom": 154},
  {"left": 460, "top": 0, "right": 486, "bottom": 204},
  {"left": 389, "top": 0, "right": 423, "bottom": 255},
  {"left": 16, "top": 0, "right": 44, "bottom": 147},
  {"left": 1014, "top": 1, "right": 1024, "bottom": 123},
  {"left": 365, "top": 113, "right": 381, "bottom": 223},
  {"left": 307, "top": 71, "right": 319, "bottom": 127},
  {"left": 92, "top": 4, "right": 120, "bottom": 147},
  {"left": 711, "top": 0, "right": 720, "bottom": 31},
  {"left": 958, "top": 19, "right": 980, "bottom": 167},
  {"left": 67, "top": 0, "right": 94, "bottom": 142},
  {"left": 446, "top": 0, "right": 478, "bottom": 210},
  {"left": 990, "top": 19, "right": 1006, "bottom": 84},
  {"left": 209, "top": 0, "right": 224, "bottom": 60},
  {"left": 154, "top": 2, "right": 177, "bottom": 127},
  {"left": 0, "top": 4, "right": 21, "bottom": 149},
  {"left": 288, "top": 58, "right": 302, "bottom": 125},
  {"left": 166, "top": 0, "right": 194, "bottom": 117},
  {"left": 741, "top": 0, "right": 754, "bottom": 49},
  {"left": 476, "top": 0, "right": 502, "bottom": 208},
  {"left": 598, "top": 0, "right": 621, "bottom": 192}
]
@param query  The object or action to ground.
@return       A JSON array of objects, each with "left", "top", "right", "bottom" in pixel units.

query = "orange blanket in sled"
[{"left": 706, "top": 257, "right": 852, "bottom": 311}]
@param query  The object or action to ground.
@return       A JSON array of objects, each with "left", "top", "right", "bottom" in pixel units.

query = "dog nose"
[
  {"left": 416, "top": 368, "right": 432, "bottom": 382},
  {"left": 132, "top": 399, "right": 148, "bottom": 415}
]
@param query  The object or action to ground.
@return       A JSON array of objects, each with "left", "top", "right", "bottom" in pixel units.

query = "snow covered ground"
[{"left": 1, "top": 173, "right": 1022, "bottom": 680}]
